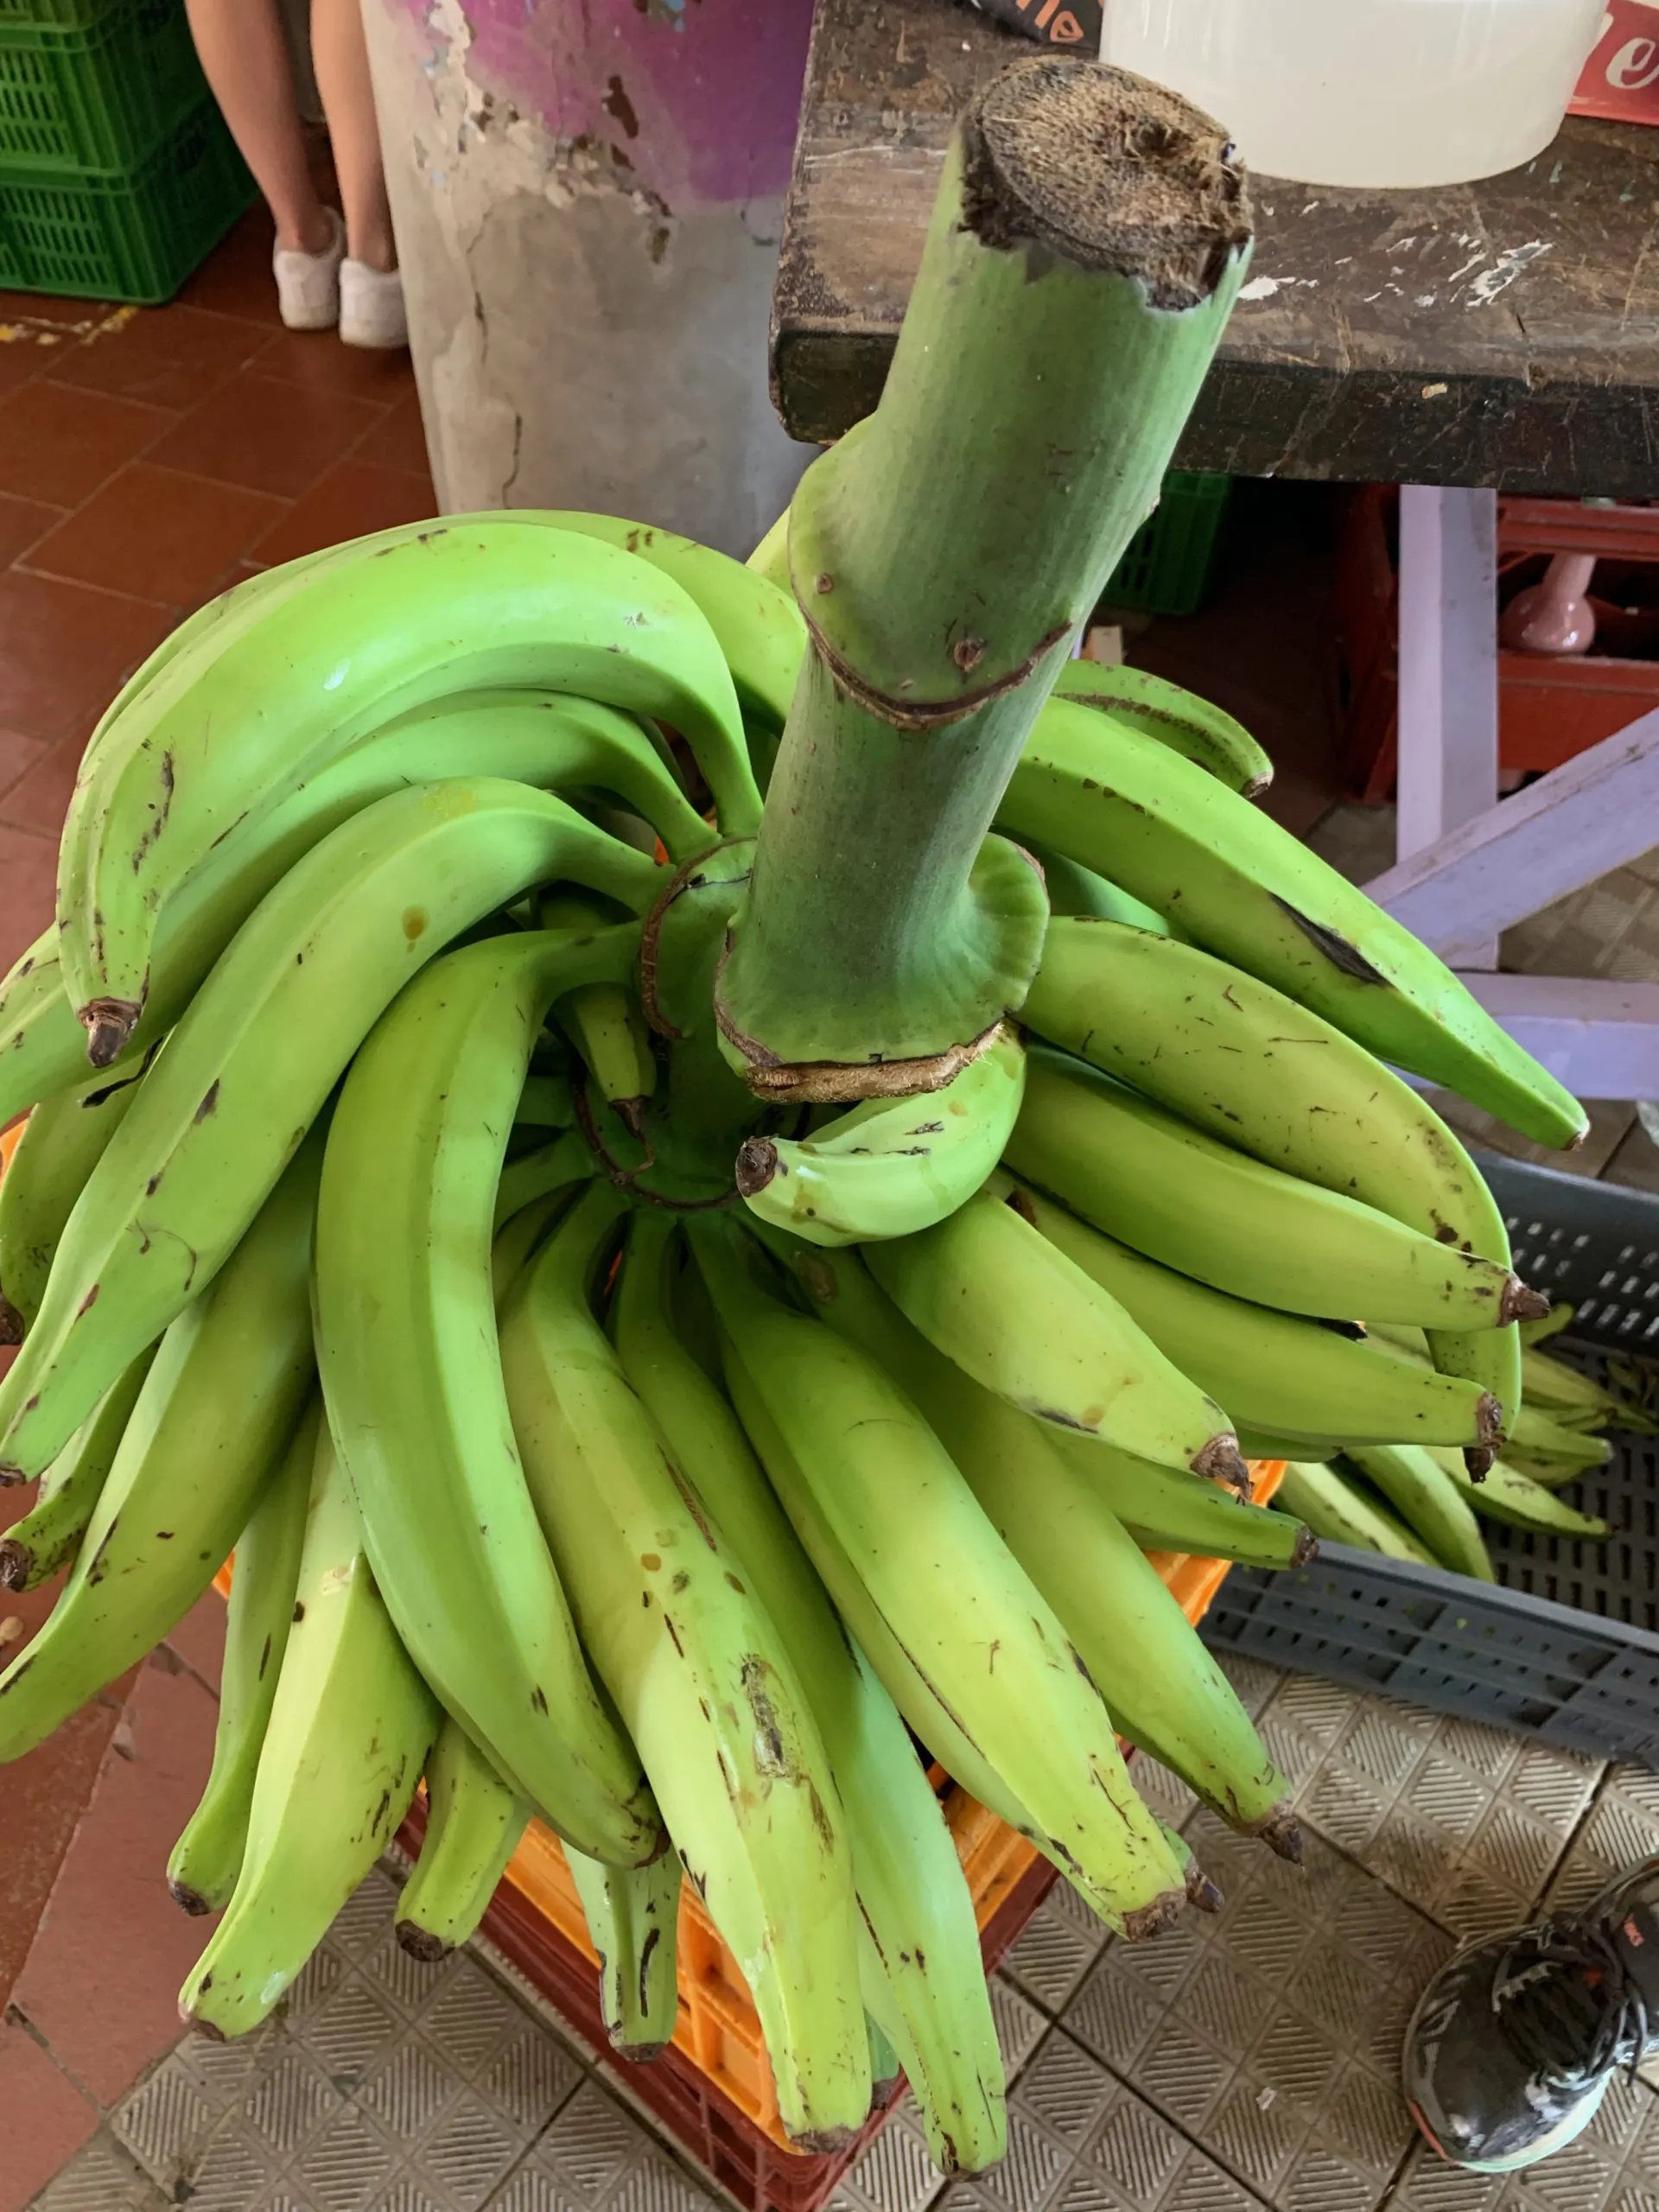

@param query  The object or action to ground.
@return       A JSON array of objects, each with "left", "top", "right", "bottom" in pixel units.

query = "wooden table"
[
  {"left": 771, "top": 0, "right": 1659, "bottom": 1099},
  {"left": 772, "top": 0, "right": 1659, "bottom": 500}
]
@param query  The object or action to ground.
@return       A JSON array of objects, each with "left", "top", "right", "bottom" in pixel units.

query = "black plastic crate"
[{"left": 1205, "top": 1153, "right": 1659, "bottom": 1768}]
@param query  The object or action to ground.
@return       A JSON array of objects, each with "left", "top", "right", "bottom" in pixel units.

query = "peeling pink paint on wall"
[{"left": 404, "top": 0, "right": 814, "bottom": 209}]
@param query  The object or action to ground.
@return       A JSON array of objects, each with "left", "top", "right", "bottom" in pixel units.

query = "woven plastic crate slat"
[
  {"left": 1100, "top": 469, "right": 1231, "bottom": 617},
  {"left": 0, "top": 95, "right": 252, "bottom": 301},
  {"left": 0, "top": 0, "right": 126, "bottom": 28},
  {"left": 0, "top": 0, "right": 207, "bottom": 171}
]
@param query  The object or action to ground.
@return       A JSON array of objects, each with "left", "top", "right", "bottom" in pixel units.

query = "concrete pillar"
[{"left": 361, "top": 0, "right": 817, "bottom": 558}]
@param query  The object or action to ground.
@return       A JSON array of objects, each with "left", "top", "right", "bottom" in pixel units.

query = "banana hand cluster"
[{"left": 0, "top": 505, "right": 1585, "bottom": 2181}]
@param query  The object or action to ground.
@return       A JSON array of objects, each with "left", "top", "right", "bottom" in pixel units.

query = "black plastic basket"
[{"left": 1204, "top": 1153, "right": 1659, "bottom": 1769}]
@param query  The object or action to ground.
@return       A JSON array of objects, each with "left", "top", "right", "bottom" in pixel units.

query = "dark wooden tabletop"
[{"left": 772, "top": 0, "right": 1659, "bottom": 495}]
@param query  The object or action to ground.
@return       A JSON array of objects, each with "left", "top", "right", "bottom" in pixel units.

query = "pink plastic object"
[{"left": 1500, "top": 553, "right": 1598, "bottom": 657}]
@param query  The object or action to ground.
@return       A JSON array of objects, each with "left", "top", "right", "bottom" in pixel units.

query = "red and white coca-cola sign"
[{"left": 1570, "top": 1, "right": 1659, "bottom": 124}]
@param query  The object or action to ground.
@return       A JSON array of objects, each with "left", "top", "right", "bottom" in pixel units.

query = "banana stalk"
[{"left": 716, "top": 58, "right": 1250, "bottom": 1096}]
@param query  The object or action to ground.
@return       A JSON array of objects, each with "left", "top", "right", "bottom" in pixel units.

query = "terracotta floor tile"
[
  {"left": 252, "top": 321, "right": 416, "bottom": 404},
  {"left": 147, "top": 372, "right": 384, "bottom": 500},
  {"left": 0, "top": 2018, "right": 99, "bottom": 2210},
  {"left": 0, "top": 724, "right": 84, "bottom": 838},
  {"left": 0, "top": 380, "right": 173, "bottom": 509},
  {"left": 11, "top": 1653, "right": 220, "bottom": 2107},
  {"left": 174, "top": 204, "right": 285, "bottom": 327},
  {"left": 0, "top": 822, "right": 58, "bottom": 971},
  {"left": 354, "top": 388, "right": 432, "bottom": 479},
  {"left": 28, "top": 465, "right": 286, "bottom": 609},
  {"left": 0, "top": 727, "right": 47, "bottom": 803},
  {"left": 0, "top": 331, "right": 60, "bottom": 400},
  {"left": 252, "top": 456, "right": 436, "bottom": 564},
  {"left": 0, "top": 493, "right": 65, "bottom": 568},
  {"left": 0, "top": 570, "right": 172, "bottom": 745},
  {"left": 162, "top": 1585, "right": 225, "bottom": 1696},
  {"left": 49, "top": 302, "right": 267, "bottom": 413}
]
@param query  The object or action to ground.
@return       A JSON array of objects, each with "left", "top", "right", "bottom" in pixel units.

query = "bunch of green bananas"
[
  {"left": 1274, "top": 1313, "right": 1641, "bottom": 1576},
  {"left": 0, "top": 505, "right": 1581, "bottom": 2176}
]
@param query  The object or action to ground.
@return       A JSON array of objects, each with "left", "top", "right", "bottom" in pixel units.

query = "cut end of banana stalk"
[
  {"left": 1290, "top": 1527, "right": 1319, "bottom": 1569},
  {"left": 0, "top": 1295, "right": 22, "bottom": 1347},
  {"left": 394, "top": 1920, "right": 453, "bottom": 1964},
  {"left": 1502, "top": 1280, "right": 1552, "bottom": 1325},
  {"left": 79, "top": 995, "right": 142, "bottom": 1071},
  {"left": 1475, "top": 1393, "right": 1503, "bottom": 1449},
  {"left": 1119, "top": 1886, "right": 1189, "bottom": 1943},
  {"left": 167, "top": 1878, "right": 214, "bottom": 1918},
  {"left": 1192, "top": 1433, "right": 1251, "bottom": 1498}
]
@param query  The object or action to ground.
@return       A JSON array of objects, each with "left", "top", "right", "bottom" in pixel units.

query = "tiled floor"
[
  {"left": 0, "top": 201, "right": 435, "bottom": 980},
  {"left": 24, "top": 1649, "right": 1659, "bottom": 2212}
]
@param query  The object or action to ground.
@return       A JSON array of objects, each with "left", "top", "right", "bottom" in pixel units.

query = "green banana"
[
  {"left": 1517, "top": 1350, "right": 1622, "bottom": 1422},
  {"left": 863, "top": 1180, "right": 1246, "bottom": 1485},
  {"left": 0, "top": 1131, "right": 321, "bottom": 1761},
  {"left": 1007, "top": 1049, "right": 1537, "bottom": 1330},
  {"left": 492, "top": 1187, "right": 584, "bottom": 1302},
  {"left": 1002, "top": 696, "right": 1585, "bottom": 1146},
  {"left": 1235, "top": 1428, "right": 1345, "bottom": 1463},
  {"left": 0, "top": 691, "right": 702, "bottom": 1128},
  {"left": 59, "top": 520, "right": 740, "bottom": 1049},
  {"left": 747, "top": 507, "right": 792, "bottom": 593},
  {"left": 540, "top": 511, "right": 804, "bottom": 741},
  {"left": 493, "top": 1132, "right": 594, "bottom": 1235},
  {"left": 1510, "top": 1405, "right": 1612, "bottom": 1469},
  {"left": 613, "top": 1213, "right": 1005, "bottom": 2175},
  {"left": 1041, "top": 1430, "right": 1315, "bottom": 1568},
  {"left": 734, "top": 1024, "right": 1026, "bottom": 1247},
  {"left": 556, "top": 985, "right": 656, "bottom": 1125},
  {"left": 1341, "top": 1445, "right": 1495, "bottom": 1580},
  {"left": 1273, "top": 1461, "right": 1436, "bottom": 1565},
  {"left": 755, "top": 1227, "right": 1303, "bottom": 1855},
  {"left": 0, "top": 781, "right": 659, "bottom": 1482},
  {"left": 0, "top": 1062, "right": 149, "bottom": 1335},
  {"left": 397, "top": 1720, "right": 530, "bottom": 1961},
  {"left": 1052, "top": 659, "right": 1272, "bottom": 796},
  {"left": 0, "top": 1349, "right": 155, "bottom": 1591},
  {"left": 500, "top": 1184, "right": 868, "bottom": 2150},
  {"left": 315, "top": 930, "right": 661, "bottom": 1866},
  {"left": 517, "top": 1072, "right": 575, "bottom": 1129},
  {"left": 1015, "top": 1177, "right": 1502, "bottom": 1451},
  {"left": 1422, "top": 1448, "right": 1611, "bottom": 1537},
  {"left": 1020, "top": 918, "right": 1523, "bottom": 1451},
  {"left": 179, "top": 1421, "right": 440, "bottom": 2037},
  {"left": 693, "top": 1215, "right": 1187, "bottom": 1942},
  {"left": 1027, "top": 843, "right": 1173, "bottom": 935},
  {"left": 167, "top": 1402, "right": 317, "bottom": 1915},
  {"left": 565, "top": 1845, "right": 683, "bottom": 2058}
]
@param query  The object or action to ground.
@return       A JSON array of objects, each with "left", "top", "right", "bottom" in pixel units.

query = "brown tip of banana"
[
  {"left": 791, "top": 2124, "right": 861, "bottom": 2154},
  {"left": 185, "top": 2011, "right": 226, "bottom": 2042},
  {"left": 1252, "top": 1808, "right": 1304, "bottom": 1863},
  {"left": 0, "top": 1459, "right": 26, "bottom": 1488},
  {"left": 0, "top": 1539, "right": 29, "bottom": 1590},
  {"left": 1290, "top": 1526, "right": 1319, "bottom": 1567},
  {"left": 1192, "top": 1873, "right": 1225, "bottom": 1913},
  {"left": 1121, "top": 1885, "right": 1187, "bottom": 1942},
  {"left": 395, "top": 1920, "right": 453, "bottom": 1963},
  {"left": 611, "top": 2036, "right": 670, "bottom": 2063},
  {"left": 1463, "top": 1444, "right": 1496, "bottom": 1480},
  {"left": 1503, "top": 1279, "right": 1552, "bottom": 1325},
  {"left": 1193, "top": 1433, "right": 1252, "bottom": 1497},
  {"left": 1241, "top": 772, "right": 1274, "bottom": 802},
  {"left": 0, "top": 1296, "right": 22, "bottom": 1347},
  {"left": 168, "top": 1879, "right": 214, "bottom": 1917},
  {"left": 79, "top": 996, "right": 141, "bottom": 1069},
  {"left": 734, "top": 1135, "right": 779, "bottom": 1198},
  {"left": 1474, "top": 1392, "right": 1504, "bottom": 1447}
]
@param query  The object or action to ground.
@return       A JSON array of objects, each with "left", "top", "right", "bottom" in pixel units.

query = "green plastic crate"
[
  {"left": 0, "top": 97, "right": 253, "bottom": 301},
  {"left": 1101, "top": 470, "right": 1233, "bottom": 618},
  {"left": 0, "top": 0, "right": 206, "bottom": 170},
  {"left": 0, "top": 0, "right": 125, "bottom": 26}
]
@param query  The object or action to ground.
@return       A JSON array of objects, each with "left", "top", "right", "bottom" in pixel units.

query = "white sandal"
[{"left": 272, "top": 206, "right": 346, "bottom": 333}]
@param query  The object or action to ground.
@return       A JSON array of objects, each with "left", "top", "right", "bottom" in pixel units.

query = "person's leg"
[
  {"left": 309, "top": 0, "right": 396, "bottom": 272},
  {"left": 184, "top": 0, "right": 331, "bottom": 255}
]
